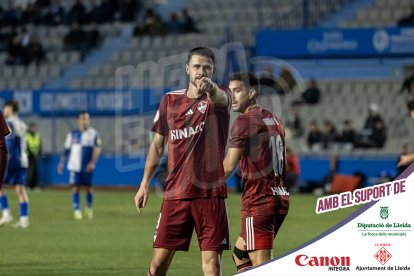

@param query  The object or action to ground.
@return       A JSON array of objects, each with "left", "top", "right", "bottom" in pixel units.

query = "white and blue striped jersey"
[
  {"left": 64, "top": 127, "right": 101, "bottom": 172},
  {"left": 5, "top": 116, "right": 28, "bottom": 169}
]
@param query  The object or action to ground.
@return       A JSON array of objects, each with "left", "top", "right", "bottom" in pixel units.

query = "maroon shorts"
[
  {"left": 241, "top": 214, "right": 286, "bottom": 251},
  {"left": 153, "top": 197, "right": 230, "bottom": 251}
]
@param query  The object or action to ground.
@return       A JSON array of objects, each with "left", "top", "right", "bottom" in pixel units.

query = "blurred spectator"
[
  {"left": 181, "top": 9, "right": 198, "bottom": 33},
  {"left": 286, "top": 103, "right": 304, "bottom": 138},
  {"left": 0, "top": 26, "right": 18, "bottom": 52},
  {"left": 307, "top": 120, "right": 322, "bottom": 151},
  {"left": 25, "top": 36, "right": 46, "bottom": 65},
  {"left": 286, "top": 147, "right": 301, "bottom": 192},
  {"left": 68, "top": 0, "right": 86, "bottom": 24},
  {"left": 2, "top": 5, "right": 24, "bottom": 26},
  {"left": 120, "top": 0, "right": 139, "bottom": 22},
  {"left": 259, "top": 67, "right": 278, "bottom": 95},
  {"left": 5, "top": 36, "right": 26, "bottom": 65},
  {"left": 397, "top": 143, "right": 412, "bottom": 176},
  {"left": 397, "top": 6, "right": 414, "bottom": 27},
  {"left": 321, "top": 120, "right": 337, "bottom": 150},
  {"left": 147, "top": 15, "right": 166, "bottom": 36},
  {"left": 89, "top": 0, "right": 112, "bottom": 24},
  {"left": 133, "top": 9, "right": 165, "bottom": 36},
  {"left": 357, "top": 103, "right": 387, "bottom": 148},
  {"left": 166, "top": 12, "right": 182, "bottom": 34},
  {"left": 133, "top": 8, "right": 157, "bottom": 36},
  {"left": 400, "top": 73, "right": 414, "bottom": 98},
  {"left": 22, "top": 3, "right": 41, "bottom": 24},
  {"left": 301, "top": 79, "right": 320, "bottom": 104},
  {"left": 20, "top": 27, "right": 31, "bottom": 47},
  {"left": 275, "top": 66, "right": 297, "bottom": 95},
  {"left": 63, "top": 22, "right": 88, "bottom": 55},
  {"left": 87, "top": 23, "right": 102, "bottom": 48},
  {"left": 44, "top": 0, "right": 65, "bottom": 25},
  {"left": 337, "top": 119, "right": 356, "bottom": 151}
]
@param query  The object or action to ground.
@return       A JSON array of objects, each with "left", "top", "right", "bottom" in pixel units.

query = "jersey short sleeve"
[
  {"left": 151, "top": 95, "right": 169, "bottom": 136},
  {"left": 64, "top": 132, "right": 72, "bottom": 150},
  {"left": 229, "top": 116, "right": 250, "bottom": 149}
]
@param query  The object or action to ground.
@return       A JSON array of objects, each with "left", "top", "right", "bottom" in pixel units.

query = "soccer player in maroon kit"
[
  {"left": 223, "top": 72, "right": 290, "bottom": 272},
  {"left": 134, "top": 47, "right": 232, "bottom": 276},
  {"left": 0, "top": 111, "right": 10, "bottom": 224}
]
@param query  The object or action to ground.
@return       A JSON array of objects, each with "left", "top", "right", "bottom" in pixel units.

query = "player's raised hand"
[
  {"left": 135, "top": 184, "right": 149, "bottom": 214},
  {"left": 197, "top": 77, "right": 216, "bottom": 95}
]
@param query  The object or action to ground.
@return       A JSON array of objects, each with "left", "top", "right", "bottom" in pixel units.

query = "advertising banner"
[
  {"left": 237, "top": 165, "right": 414, "bottom": 275},
  {"left": 256, "top": 27, "right": 414, "bottom": 58}
]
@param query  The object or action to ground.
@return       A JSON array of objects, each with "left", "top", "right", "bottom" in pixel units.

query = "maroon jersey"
[
  {"left": 0, "top": 112, "right": 10, "bottom": 136},
  {"left": 152, "top": 88, "right": 231, "bottom": 200},
  {"left": 229, "top": 107, "right": 289, "bottom": 218}
]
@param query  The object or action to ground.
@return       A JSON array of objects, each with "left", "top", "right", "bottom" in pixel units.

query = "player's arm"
[
  {"left": 58, "top": 133, "right": 71, "bottom": 174},
  {"left": 86, "top": 146, "right": 101, "bottom": 172},
  {"left": 199, "top": 77, "right": 229, "bottom": 108},
  {"left": 398, "top": 153, "right": 414, "bottom": 167},
  {"left": 86, "top": 135, "right": 102, "bottom": 172},
  {"left": 223, "top": 148, "right": 244, "bottom": 179},
  {"left": 135, "top": 133, "right": 166, "bottom": 213}
]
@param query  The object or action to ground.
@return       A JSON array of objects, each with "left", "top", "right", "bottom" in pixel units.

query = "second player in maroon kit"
[
  {"left": 224, "top": 72, "right": 289, "bottom": 272},
  {"left": 0, "top": 111, "right": 10, "bottom": 224},
  {"left": 135, "top": 47, "right": 232, "bottom": 276}
]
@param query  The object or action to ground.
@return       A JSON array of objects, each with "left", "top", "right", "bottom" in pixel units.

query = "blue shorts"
[
  {"left": 69, "top": 171, "right": 93, "bottom": 186},
  {"left": 4, "top": 167, "right": 27, "bottom": 185}
]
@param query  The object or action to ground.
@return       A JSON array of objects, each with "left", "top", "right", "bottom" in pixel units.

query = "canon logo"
[{"left": 295, "top": 254, "right": 350, "bottom": 267}]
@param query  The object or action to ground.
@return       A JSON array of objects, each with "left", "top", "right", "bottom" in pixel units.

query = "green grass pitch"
[{"left": 0, "top": 190, "right": 360, "bottom": 275}]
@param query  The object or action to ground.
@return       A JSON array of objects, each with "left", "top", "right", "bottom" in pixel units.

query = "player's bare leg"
[
  {"left": 248, "top": 249, "right": 272, "bottom": 266},
  {"left": 13, "top": 184, "right": 29, "bottom": 228},
  {"left": 14, "top": 184, "right": 28, "bottom": 203},
  {"left": 149, "top": 248, "right": 176, "bottom": 275},
  {"left": 72, "top": 185, "right": 82, "bottom": 219},
  {"left": 233, "top": 236, "right": 252, "bottom": 272},
  {"left": 201, "top": 250, "right": 222, "bottom": 276},
  {"left": 84, "top": 186, "right": 94, "bottom": 219}
]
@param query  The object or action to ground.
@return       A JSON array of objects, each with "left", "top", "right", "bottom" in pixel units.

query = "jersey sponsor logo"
[
  {"left": 262, "top": 117, "right": 279, "bottom": 126},
  {"left": 170, "top": 122, "right": 205, "bottom": 141},
  {"left": 185, "top": 109, "right": 194, "bottom": 116},
  {"left": 197, "top": 101, "right": 207, "bottom": 114},
  {"left": 270, "top": 186, "right": 289, "bottom": 196},
  {"left": 295, "top": 254, "right": 351, "bottom": 267}
]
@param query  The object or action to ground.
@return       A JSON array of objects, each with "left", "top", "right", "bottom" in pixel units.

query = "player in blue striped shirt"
[
  {"left": 58, "top": 112, "right": 101, "bottom": 220},
  {"left": 0, "top": 101, "right": 29, "bottom": 228}
]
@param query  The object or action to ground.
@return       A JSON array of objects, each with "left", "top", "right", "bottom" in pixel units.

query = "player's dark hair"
[
  {"left": 78, "top": 111, "right": 89, "bottom": 117},
  {"left": 4, "top": 100, "right": 19, "bottom": 113},
  {"left": 187, "top": 47, "right": 215, "bottom": 65},
  {"left": 408, "top": 99, "right": 414, "bottom": 111},
  {"left": 228, "top": 72, "right": 260, "bottom": 92}
]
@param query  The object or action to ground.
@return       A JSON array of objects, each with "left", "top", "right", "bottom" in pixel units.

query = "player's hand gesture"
[
  {"left": 135, "top": 184, "right": 149, "bottom": 214},
  {"left": 57, "top": 162, "right": 64, "bottom": 174},
  {"left": 197, "top": 77, "right": 217, "bottom": 95},
  {"left": 86, "top": 161, "right": 95, "bottom": 172}
]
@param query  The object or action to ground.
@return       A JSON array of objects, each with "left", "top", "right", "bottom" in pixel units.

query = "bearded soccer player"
[
  {"left": 223, "top": 72, "right": 289, "bottom": 272},
  {"left": 58, "top": 112, "right": 101, "bottom": 220},
  {"left": 0, "top": 110, "right": 10, "bottom": 225},
  {"left": 134, "top": 47, "right": 232, "bottom": 276}
]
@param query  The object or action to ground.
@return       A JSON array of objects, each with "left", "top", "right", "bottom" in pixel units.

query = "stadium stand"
[
  {"left": 340, "top": 0, "right": 414, "bottom": 27},
  {"left": 0, "top": 0, "right": 412, "bottom": 186}
]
